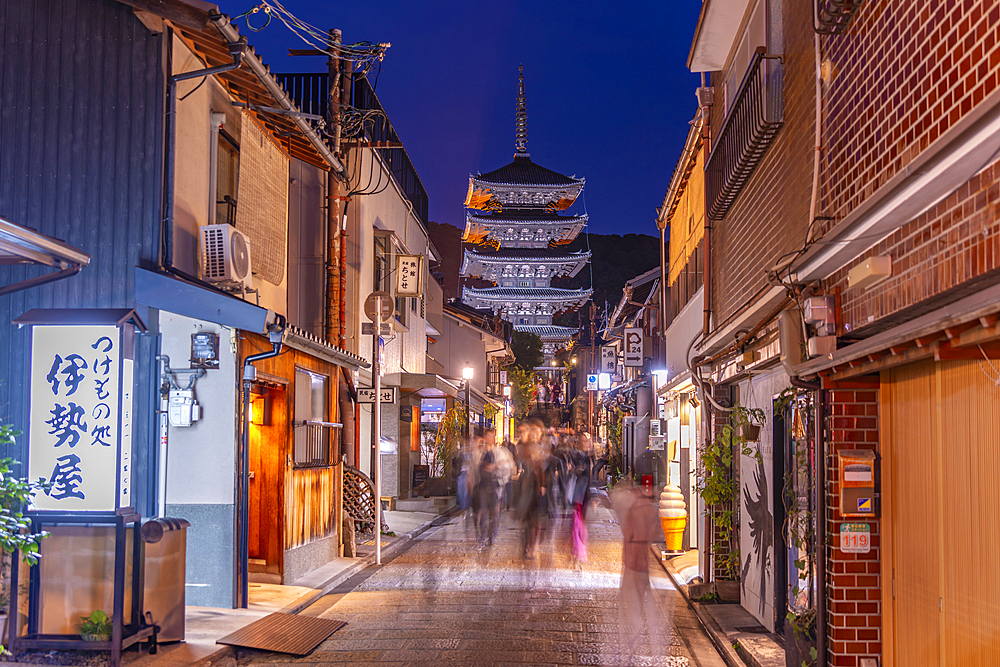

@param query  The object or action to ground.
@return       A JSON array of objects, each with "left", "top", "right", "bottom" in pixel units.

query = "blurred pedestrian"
[
  {"left": 474, "top": 447, "right": 502, "bottom": 547},
  {"left": 611, "top": 478, "right": 667, "bottom": 659}
]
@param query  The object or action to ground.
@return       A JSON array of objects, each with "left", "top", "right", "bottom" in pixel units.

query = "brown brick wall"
[
  {"left": 822, "top": 1, "right": 1000, "bottom": 236},
  {"left": 708, "top": 0, "right": 814, "bottom": 327},
  {"left": 828, "top": 156, "right": 1000, "bottom": 333},
  {"left": 824, "top": 382, "right": 881, "bottom": 666}
]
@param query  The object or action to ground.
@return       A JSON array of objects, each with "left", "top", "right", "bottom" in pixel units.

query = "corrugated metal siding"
[{"left": 0, "top": 0, "right": 163, "bottom": 515}]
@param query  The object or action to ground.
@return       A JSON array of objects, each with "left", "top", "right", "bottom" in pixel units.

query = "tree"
[
  {"left": 509, "top": 368, "right": 537, "bottom": 420},
  {"left": 510, "top": 330, "right": 543, "bottom": 371}
]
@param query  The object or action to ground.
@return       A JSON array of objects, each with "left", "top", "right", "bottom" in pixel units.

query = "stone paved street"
[{"left": 238, "top": 494, "right": 726, "bottom": 666}]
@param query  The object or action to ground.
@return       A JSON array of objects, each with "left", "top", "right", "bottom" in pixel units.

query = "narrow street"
[{"left": 238, "top": 496, "right": 726, "bottom": 667}]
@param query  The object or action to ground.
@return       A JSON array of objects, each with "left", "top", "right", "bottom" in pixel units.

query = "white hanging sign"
[
  {"left": 600, "top": 346, "right": 617, "bottom": 373},
  {"left": 28, "top": 325, "right": 132, "bottom": 512},
  {"left": 624, "top": 327, "right": 643, "bottom": 367},
  {"left": 395, "top": 254, "right": 424, "bottom": 297}
]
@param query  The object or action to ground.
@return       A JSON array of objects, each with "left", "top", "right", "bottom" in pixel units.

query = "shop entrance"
[
  {"left": 882, "top": 358, "right": 1000, "bottom": 665},
  {"left": 248, "top": 384, "right": 286, "bottom": 581}
]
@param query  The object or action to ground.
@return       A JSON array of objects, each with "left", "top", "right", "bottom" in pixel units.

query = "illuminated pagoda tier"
[{"left": 461, "top": 66, "right": 592, "bottom": 360}]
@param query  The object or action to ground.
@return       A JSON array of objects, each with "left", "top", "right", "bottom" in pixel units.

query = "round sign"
[{"left": 364, "top": 291, "right": 395, "bottom": 322}]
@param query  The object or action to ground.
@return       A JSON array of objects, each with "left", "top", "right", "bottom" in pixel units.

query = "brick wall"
[
  {"left": 822, "top": 1, "right": 1000, "bottom": 236},
  {"left": 824, "top": 381, "right": 881, "bottom": 667},
  {"left": 708, "top": 0, "right": 813, "bottom": 327},
  {"left": 828, "top": 155, "right": 1000, "bottom": 335}
]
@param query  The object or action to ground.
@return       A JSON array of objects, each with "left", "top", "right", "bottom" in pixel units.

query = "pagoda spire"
[{"left": 515, "top": 65, "right": 528, "bottom": 156}]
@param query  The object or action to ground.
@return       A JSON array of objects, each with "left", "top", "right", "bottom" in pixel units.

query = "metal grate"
[
  {"left": 293, "top": 421, "right": 341, "bottom": 468},
  {"left": 202, "top": 227, "right": 226, "bottom": 280},
  {"left": 706, "top": 48, "right": 784, "bottom": 222},
  {"left": 814, "top": 0, "right": 864, "bottom": 35},
  {"left": 216, "top": 612, "right": 345, "bottom": 655}
]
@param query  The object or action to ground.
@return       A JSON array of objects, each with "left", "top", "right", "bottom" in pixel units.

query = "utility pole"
[{"left": 326, "top": 29, "right": 343, "bottom": 345}]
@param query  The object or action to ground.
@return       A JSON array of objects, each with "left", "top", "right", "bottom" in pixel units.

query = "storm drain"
[
  {"left": 734, "top": 625, "right": 770, "bottom": 634},
  {"left": 217, "top": 612, "right": 347, "bottom": 655}
]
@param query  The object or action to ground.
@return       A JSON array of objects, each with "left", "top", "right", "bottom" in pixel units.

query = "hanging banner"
[
  {"left": 624, "top": 327, "right": 643, "bottom": 367},
  {"left": 395, "top": 254, "right": 424, "bottom": 297},
  {"left": 28, "top": 325, "right": 133, "bottom": 512}
]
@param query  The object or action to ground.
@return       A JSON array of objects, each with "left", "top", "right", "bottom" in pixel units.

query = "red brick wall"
[
  {"left": 708, "top": 0, "right": 813, "bottom": 327},
  {"left": 822, "top": 1, "right": 1000, "bottom": 236},
  {"left": 824, "top": 382, "right": 881, "bottom": 666},
  {"left": 828, "top": 156, "right": 1000, "bottom": 334}
]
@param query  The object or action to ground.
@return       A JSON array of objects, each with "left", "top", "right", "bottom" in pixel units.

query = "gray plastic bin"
[{"left": 142, "top": 518, "right": 190, "bottom": 643}]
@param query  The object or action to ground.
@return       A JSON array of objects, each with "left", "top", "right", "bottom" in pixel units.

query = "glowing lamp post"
[{"left": 462, "top": 366, "right": 474, "bottom": 441}]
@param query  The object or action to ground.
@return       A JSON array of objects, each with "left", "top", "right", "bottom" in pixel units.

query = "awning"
[
  {"left": 687, "top": 0, "right": 753, "bottom": 72},
  {"left": 380, "top": 372, "right": 458, "bottom": 398},
  {"left": 0, "top": 217, "right": 90, "bottom": 296},
  {"left": 135, "top": 267, "right": 274, "bottom": 335},
  {"left": 284, "top": 325, "right": 369, "bottom": 371}
]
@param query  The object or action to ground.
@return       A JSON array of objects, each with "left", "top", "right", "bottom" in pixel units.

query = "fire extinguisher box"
[{"left": 839, "top": 449, "right": 877, "bottom": 517}]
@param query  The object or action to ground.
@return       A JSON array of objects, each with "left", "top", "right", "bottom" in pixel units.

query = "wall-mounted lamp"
[
  {"left": 688, "top": 394, "right": 700, "bottom": 409},
  {"left": 462, "top": 366, "right": 474, "bottom": 380},
  {"left": 502, "top": 385, "right": 511, "bottom": 398}
]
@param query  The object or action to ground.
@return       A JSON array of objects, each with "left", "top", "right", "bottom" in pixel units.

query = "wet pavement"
[{"left": 236, "top": 493, "right": 727, "bottom": 667}]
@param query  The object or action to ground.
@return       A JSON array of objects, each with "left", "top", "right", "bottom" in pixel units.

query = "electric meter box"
[{"left": 839, "top": 449, "right": 876, "bottom": 517}]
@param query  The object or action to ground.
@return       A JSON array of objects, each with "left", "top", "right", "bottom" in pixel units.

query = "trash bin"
[{"left": 142, "top": 518, "right": 190, "bottom": 643}]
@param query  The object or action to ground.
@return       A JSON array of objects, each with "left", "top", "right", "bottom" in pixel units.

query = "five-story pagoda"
[{"left": 461, "top": 67, "right": 592, "bottom": 359}]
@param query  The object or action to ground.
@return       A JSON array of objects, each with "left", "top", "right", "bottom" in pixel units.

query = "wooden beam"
[
  {"left": 980, "top": 314, "right": 1000, "bottom": 329},
  {"left": 117, "top": 0, "right": 208, "bottom": 30},
  {"left": 829, "top": 344, "right": 935, "bottom": 381},
  {"left": 889, "top": 341, "right": 915, "bottom": 355},
  {"left": 915, "top": 333, "right": 943, "bottom": 348},
  {"left": 953, "top": 321, "right": 1000, "bottom": 349},
  {"left": 934, "top": 340, "right": 1000, "bottom": 361},
  {"left": 945, "top": 322, "right": 977, "bottom": 339}
]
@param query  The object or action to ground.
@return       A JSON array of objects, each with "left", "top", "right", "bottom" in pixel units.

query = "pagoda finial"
[{"left": 515, "top": 65, "right": 528, "bottom": 156}]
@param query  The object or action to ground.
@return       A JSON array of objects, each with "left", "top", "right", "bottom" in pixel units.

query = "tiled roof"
[
  {"left": 474, "top": 156, "right": 583, "bottom": 186},
  {"left": 514, "top": 324, "right": 580, "bottom": 339},
  {"left": 464, "top": 287, "right": 593, "bottom": 300},
  {"left": 465, "top": 248, "right": 591, "bottom": 261}
]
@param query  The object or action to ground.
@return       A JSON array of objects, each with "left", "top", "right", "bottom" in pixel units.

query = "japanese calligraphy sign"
[
  {"left": 28, "top": 325, "right": 133, "bottom": 512},
  {"left": 624, "top": 328, "right": 644, "bottom": 367},
  {"left": 395, "top": 254, "right": 423, "bottom": 297},
  {"left": 600, "top": 346, "right": 617, "bottom": 373}
]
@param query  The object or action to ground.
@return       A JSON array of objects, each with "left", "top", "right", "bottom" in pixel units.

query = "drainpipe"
[
  {"left": 236, "top": 315, "right": 286, "bottom": 609},
  {"left": 815, "top": 386, "right": 828, "bottom": 667},
  {"left": 162, "top": 32, "right": 247, "bottom": 268},
  {"left": 699, "top": 73, "right": 714, "bottom": 337},
  {"left": 325, "top": 29, "right": 343, "bottom": 345}
]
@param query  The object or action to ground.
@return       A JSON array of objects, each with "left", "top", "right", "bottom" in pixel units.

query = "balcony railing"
[
  {"left": 706, "top": 48, "right": 784, "bottom": 222},
  {"left": 293, "top": 420, "right": 342, "bottom": 468},
  {"left": 274, "top": 73, "right": 429, "bottom": 226}
]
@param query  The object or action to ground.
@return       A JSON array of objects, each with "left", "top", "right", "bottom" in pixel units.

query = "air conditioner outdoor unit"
[{"left": 200, "top": 224, "right": 252, "bottom": 290}]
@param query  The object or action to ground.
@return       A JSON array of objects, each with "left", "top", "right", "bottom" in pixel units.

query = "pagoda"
[{"left": 461, "top": 67, "right": 592, "bottom": 359}]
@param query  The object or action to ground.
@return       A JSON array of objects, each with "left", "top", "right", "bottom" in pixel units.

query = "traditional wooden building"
[{"left": 461, "top": 68, "right": 592, "bottom": 359}]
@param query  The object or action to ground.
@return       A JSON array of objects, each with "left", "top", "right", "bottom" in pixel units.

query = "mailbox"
[{"left": 839, "top": 449, "right": 876, "bottom": 517}]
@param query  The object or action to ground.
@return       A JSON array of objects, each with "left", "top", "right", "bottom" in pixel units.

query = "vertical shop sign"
[{"left": 28, "top": 324, "right": 134, "bottom": 512}]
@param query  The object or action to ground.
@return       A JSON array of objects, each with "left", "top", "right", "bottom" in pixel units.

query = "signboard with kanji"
[
  {"left": 358, "top": 387, "right": 397, "bottom": 404},
  {"left": 600, "top": 346, "right": 616, "bottom": 373},
  {"left": 28, "top": 325, "right": 133, "bottom": 512},
  {"left": 395, "top": 254, "right": 423, "bottom": 297}
]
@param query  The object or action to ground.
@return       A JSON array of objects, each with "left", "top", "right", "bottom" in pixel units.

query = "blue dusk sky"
[{"left": 222, "top": 1, "right": 703, "bottom": 236}]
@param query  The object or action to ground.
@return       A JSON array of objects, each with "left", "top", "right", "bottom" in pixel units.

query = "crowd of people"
[
  {"left": 456, "top": 421, "right": 594, "bottom": 564},
  {"left": 452, "top": 421, "right": 672, "bottom": 658}
]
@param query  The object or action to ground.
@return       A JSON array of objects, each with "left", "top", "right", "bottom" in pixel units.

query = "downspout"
[
  {"left": 815, "top": 384, "right": 827, "bottom": 667},
  {"left": 340, "top": 202, "right": 349, "bottom": 348},
  {"left": 700, "top": 73, "right": 714, "bottom": 338},
  {"left": 236, "top": 315, "right": 286, "bottom": 608},
  {"left": 162, "top": 32, "right": 247, "bottom": 269}
]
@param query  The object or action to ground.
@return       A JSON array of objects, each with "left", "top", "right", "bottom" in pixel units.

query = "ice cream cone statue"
[{"left": 659, "top": 484, "right": 687, "bottom": 551}]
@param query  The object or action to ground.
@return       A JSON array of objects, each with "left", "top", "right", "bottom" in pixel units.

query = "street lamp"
[
  {"left": 462, "top": 365, "right": 474, "bottom": 441},
  {"left": 502, "top": 384, "right": 512, "bottom": 442}
]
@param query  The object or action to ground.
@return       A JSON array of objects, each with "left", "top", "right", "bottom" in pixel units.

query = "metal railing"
[
  {"left": 274, "top": 73, "right": 429, "bottom": 225},
  {"left": 292, "top": 420, "right": 342, "bottom": 468},
  {"left": 706, "top": 48, "right": 784, "bottom": 221},
  {"left": 814, "top": 0, "right": 864, "bottom": 35}
]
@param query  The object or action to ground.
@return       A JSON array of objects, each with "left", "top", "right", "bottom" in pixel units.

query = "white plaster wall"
[
  {"left": 160, "top": 311, "right": 238, "bottom": 505},
  {"left": 430, "top": 314, "right": 489, "bottom": 395},
  {"left": 738, "top": 367, "right": 788, "bottom": 632}
]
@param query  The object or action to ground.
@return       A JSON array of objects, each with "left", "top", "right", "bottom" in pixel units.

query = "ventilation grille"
[{"left": 203, "top": 226, "right": 227, "bottom": 280}]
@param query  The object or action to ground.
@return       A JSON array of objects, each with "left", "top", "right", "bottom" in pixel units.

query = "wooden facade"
[{"left": 240, "top": 333, "right": 346, "bottom": 576}]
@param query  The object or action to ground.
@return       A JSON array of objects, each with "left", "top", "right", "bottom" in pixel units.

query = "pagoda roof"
[
  {"left": 474, "top": 155, "right": 583, "bottom": 188},
  {"left": 463, "top": 286, "right": 592, "bottom": 300},
  {"left": 461, "top": 247, "right": 591, "bottom": 279},
  {"left": 464, "top": 247, "right": 591, "bottom": 261},
  {"left": 514, "top": 324, "right": 580, "bottom": 340},
  {"left": 467, "top": 212, "right": 588, "bottom": 227}
]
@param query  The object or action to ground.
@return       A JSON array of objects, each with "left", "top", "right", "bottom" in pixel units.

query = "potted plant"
[
  {"left": 786, "top": 608, "right": 818, "bottom": 667},
  {"left": 79, "top": 609, "right": 112, "bottom": 642}
]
